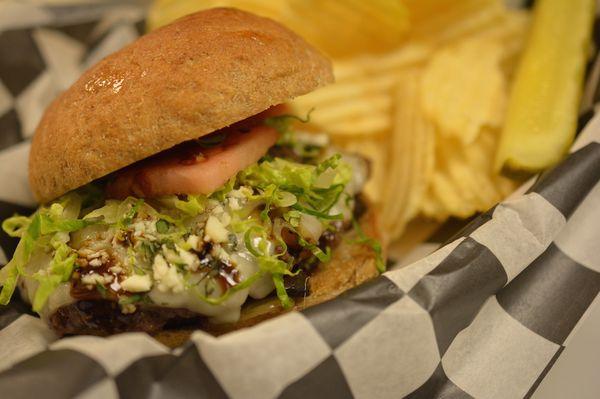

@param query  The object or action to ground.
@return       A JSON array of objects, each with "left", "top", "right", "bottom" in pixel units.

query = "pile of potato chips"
[{"left": 149, "top": 0, "right": 529, "bottom": 243}]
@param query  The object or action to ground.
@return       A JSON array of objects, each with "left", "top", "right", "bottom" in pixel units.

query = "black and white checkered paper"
[{"left": 1, "top": 1, "right": 600, "bottom": 398}]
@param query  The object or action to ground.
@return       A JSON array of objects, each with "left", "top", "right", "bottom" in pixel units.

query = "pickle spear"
[{"left": 494, "top": 0, "right": 595, "bottom": 175}]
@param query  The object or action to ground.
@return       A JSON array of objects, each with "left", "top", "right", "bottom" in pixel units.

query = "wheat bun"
[{"left": 29, "top": 7, "right": 334, "bottom": 203}]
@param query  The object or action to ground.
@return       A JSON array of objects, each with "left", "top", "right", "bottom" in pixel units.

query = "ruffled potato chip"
[
  {"left": 382, "top": 69, "right": 435, "bottom": 239},
  {"left": 421, "top": 37, "right": 507, "bottom": 145}
]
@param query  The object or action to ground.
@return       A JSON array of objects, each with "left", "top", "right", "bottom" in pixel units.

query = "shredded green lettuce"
[
  {"left": 155, "top": 219, "right": 170, "bottom": 234},
  {"left": 229, "top": 152, "right": 357, "bottom": 307},
  {"left": 239, "top": 155, "right": 351, "bottom": 215},
  {"left": 238, "top": 222, "right": 296, "bottom": 308},
  {"left": 283, "top": 210, "right": 301, "bottom": 227},
  {"left": 212, "top": 178, "right": 236, "bottom": 202},
  {"left": 84, "top": 197, "right": 139, "bottom": 224},
  {"left": 31, "top": 242, "right": 76, "bottom": 312},
  {"left": 265, "top": 110, "right": 313, "bottom": 146},
  {"left": 1, "top": 216, "right": 31, "bottom": 238},
  {"left": 243, "top": 226, "right": 265, "bottom": 258},
  {"left": 291, "top": 203, "right": 343, "bottom": 220},
  {"left": 257, "top": 253, "right": 295, "bottom": 309},
  {"left": 351, "top": 218, "right": 385, "bottom": 273},
  {"left": 298, "top": 235, "right": 331, "bottom": 263},
  {"left": 158, "top": 194, "right": 206, "bottom": 216},
  {"left": 0, "top": 192, "right": 94, "bottom": 307},
  {"left": 272, "top": 273, "right": 294, "bottom": 309},
  {"left": 187, "top": 267, "right": 268, "bottom": 306},
  {"left": 40, "top": 214, "right": 92, "bottom": 235},
  {"left": 119, "top": 198, "right": 144, "bottom": 228},
  {"left": 0, "top": 231, "right": 33, "bottom": 305}
]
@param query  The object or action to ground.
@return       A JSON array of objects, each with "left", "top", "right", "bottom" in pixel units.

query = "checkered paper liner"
[{"left": 1, "top": 1, "right": 600, "bottom": 399}]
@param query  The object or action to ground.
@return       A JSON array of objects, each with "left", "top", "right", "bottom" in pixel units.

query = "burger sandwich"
[{"left": 0, "top": 8, "right": 383, "bottom": 345}]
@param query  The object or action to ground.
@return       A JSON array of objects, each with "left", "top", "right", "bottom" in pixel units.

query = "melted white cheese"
[{"left": 232, "top": 252, "right": 274, "bottom": 299}]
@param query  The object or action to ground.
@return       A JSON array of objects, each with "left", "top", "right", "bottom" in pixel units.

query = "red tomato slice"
[{"left": 107, "top": 124, "right": 278, "bottom": 198}]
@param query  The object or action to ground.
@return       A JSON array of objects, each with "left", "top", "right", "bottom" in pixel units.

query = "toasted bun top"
[{"left": 29, "top": 7, "right": 333, "bottom": 203}]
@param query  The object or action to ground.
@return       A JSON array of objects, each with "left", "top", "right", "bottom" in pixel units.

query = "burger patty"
[{"left": 49, "top": 300, "right": 202, "bottom": 336}]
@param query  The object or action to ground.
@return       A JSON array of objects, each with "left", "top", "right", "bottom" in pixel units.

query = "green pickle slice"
[{"left": 495, "top": 0, "right": 596, "bottom": 175}]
